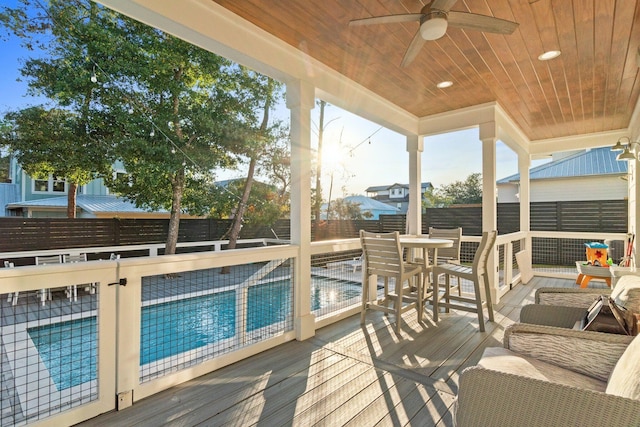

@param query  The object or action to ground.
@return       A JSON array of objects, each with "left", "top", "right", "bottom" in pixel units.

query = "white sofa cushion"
[
  {"left": 607, "top": 334, "right": 640, "bottom": 399},
  {"left": 478, "top": 347, "right": 606, "bottom": 392}
]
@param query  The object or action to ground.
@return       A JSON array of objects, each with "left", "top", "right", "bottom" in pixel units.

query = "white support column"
[
  {"left": 406, "top": 135, "right": 424, "bottom": 235},
  {"left": 287, "top": 79, "right": 316, "bottom": 340},
  {"left": 480, "top": 122, "right": 499, "bottom": 303},
  {"left": 518, "top": 153, "right": 532, "bottom": 272}
]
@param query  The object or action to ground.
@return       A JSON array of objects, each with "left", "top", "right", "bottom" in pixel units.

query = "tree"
[
  {"left": 1, "top": 107, "right": 111, "bottom": 217},
  {"left": 424, "top": 173, "right": 483, "bottom": 208},
  {"left": 0, "top": 0, "right": 116, "bottom": 217},
  {"left": 328, "top": 198, "right": 372, "bottom": 220},
  {"left": 2, "top": 0, "right": 267, "bottom": 253},
  {"left": 218, "top": 71, "right": 287, "bottom": 272}
]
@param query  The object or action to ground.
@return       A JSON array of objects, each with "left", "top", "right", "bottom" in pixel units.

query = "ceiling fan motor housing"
[{"left": 420, "top": 10, "right": 448, "bottom": 40}]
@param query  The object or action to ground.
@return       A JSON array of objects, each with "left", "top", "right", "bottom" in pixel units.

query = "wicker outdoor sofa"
[
  {"left": 455, "top": 323, "right": 640, "bottom": 426},
  {"left": 520, "top": 273, "right": 640, "bottom": 328}
]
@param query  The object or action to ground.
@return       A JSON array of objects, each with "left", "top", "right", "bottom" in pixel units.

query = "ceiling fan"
[{"left": 349, "top": 0, "right": 519, "bottom": 68}]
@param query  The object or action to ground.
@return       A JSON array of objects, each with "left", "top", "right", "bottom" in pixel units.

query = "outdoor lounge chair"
[
  {"left": 455, "top": 323, "right": 640, "bottom": 426},
  {"left": 359, "top": 230, "right": 423, "bottom": 333},
  {"left": 328, "top": 254, "right": 363, "bottom": 273},
  {"left": 519, "top": 274, "right": 640, "bottom": 329},
  {"left": 432, "top": 230, "right": 496, "bottom": 332}
]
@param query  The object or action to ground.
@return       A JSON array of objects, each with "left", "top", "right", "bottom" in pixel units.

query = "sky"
[{"left": 0, "top": 0, "right": 547, "bottom": 199}]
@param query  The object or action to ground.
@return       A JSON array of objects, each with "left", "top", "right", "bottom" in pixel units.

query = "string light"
[{"left": 149, "top": 129, "right": 155, "bottom": 137}]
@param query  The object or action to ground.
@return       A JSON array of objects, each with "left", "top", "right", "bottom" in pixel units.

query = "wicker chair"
[
  {"left": 455, "top": 323, "right": 640, "bottom": 427},
  {"left": 519, "top": 274, "right": 640, "bottom": 328}
]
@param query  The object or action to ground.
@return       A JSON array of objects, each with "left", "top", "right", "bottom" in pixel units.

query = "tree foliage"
[
  {"left": 424, "top": 173, "right": 483, "bottom": 207},
  {"left": 327, "top": 199, "right": 372, "bottom": 220}
]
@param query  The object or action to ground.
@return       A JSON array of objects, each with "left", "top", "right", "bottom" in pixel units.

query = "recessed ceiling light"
[
  {"left": 437, "top": 81, "right": 453, "bottom": 89},
  {"left": 538, "top": 50, "right": 561, "bottom": 61}
]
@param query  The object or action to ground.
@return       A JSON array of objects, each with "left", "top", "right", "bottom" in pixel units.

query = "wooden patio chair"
[
  {"left": 36, "top": 254, "right": 76, "bottom": 305},
  {"left": 64, "top": 253, "right": 97, "bottom": 294},
  {"left": 359, "top": 230, "right": 423, "bottom": 333},
  {"left": 432, "top": 230, "right": 497, "bottom": 332},
  {"left": 428, "top": 226, "right": 462, "bottom": 295},
  {"left": 4, "top": 261, "right": 19, "bottom": 305}
]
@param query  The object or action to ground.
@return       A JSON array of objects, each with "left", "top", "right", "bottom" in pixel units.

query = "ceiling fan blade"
[
  {"left": 447, "top": 11, "right": 519, "bottom": 34},
  {"left": 401, "top": 31, "right": 426, "bottom": 68},
  {"left": 431, "top": 0, "right": 458, "bottom": 12},
  {"left": 349, "top": 14, "right": 422, "bottom": 27}
]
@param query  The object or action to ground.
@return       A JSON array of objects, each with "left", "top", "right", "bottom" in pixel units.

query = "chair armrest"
[
  {"left": 456, "top": 366, "right": 640, "bottom": 427},
  {"left": 519, "top": 304, "right": 586, "bottom": 328},
  {"left": 504, "top": 323, "right": 633, "bottom": 381},
  {"left": 535, "top": 287, "right": 611, "bottom": 307}
]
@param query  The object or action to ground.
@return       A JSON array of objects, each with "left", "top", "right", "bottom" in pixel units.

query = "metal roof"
[
  {"left": 7, "top": 194, "right": 166, "bottom": 214},
  {"left": 497, "top": 147, "right": 628, "bottom": 184},
  {"left": 343, "top": 195, "right": 400, "bottom": 212}
]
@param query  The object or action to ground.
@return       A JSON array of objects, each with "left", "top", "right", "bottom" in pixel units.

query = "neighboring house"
[
  {"left": 0, "top": 182, "right": 20, "bottom": 216},
  {"left": 3, "top": 157, "right": 170, "bottom": 218},
  {"left": 497, "top": 147, "right": 628, "bottom": 203},
  {"left": 365, "top": 182, "right": 432, "bottom": 213},
  {"left": 321, "top": 195, "right": 400, "bottom": 220}
]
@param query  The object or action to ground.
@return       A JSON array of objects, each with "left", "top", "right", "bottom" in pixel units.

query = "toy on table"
[{"left": 577, "top": 242, "right": 612, "bottom": 288}]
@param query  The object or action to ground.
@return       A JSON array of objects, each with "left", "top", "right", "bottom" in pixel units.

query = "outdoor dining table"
[{"left": 399, "top": 235, "right": 454, "bottom": 319}]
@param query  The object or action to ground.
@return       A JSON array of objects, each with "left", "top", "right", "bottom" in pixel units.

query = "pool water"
[
  {"left": 28, "top": 317, "right": 97, "bottom": 391},
  {"left": 28, "top": 277, "right": 361, "bottom": 390}
]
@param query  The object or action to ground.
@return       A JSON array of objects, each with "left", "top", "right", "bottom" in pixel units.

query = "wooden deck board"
[{"left": 78, "top": 277, "right": 580, "bottom": 427}]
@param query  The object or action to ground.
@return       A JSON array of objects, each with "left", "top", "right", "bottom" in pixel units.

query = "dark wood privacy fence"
[{"left": 0, "top": 200, "right": 628, "bottom": 253}]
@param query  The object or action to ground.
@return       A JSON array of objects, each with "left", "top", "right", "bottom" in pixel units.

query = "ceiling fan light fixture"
[
  {"left": 437, "top": 81, "right": 453, "bottom": 89},
  {"left": 419, "top": 14, "right": 448, "bottom": 40},
  {"left": 538, "top": 50, "right": 561, "bottom": 61}
]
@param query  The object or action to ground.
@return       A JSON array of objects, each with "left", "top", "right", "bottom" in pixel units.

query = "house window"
[{"left": 33, "top": 174, "right": 66, "bottom": 193}]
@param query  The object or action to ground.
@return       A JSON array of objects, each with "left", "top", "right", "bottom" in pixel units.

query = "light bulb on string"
[
  {"left": 149, "top": 129, "right": 155, "bottom": 137},
  {"left": 171, "top": 147, "right": 176, "bottom": 154},
  {"left": 128, "top": 107, "right": 134, "bottom": 114},
  {"left": 90, "top": 65, "right": 97, "bottom": 83}
]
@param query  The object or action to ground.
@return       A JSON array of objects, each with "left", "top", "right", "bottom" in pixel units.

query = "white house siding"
[
  {"left": 497, "top": 185, "right": 519, "bottom": 203},
  {"left": 498, "top": 176, "right": 627, "bottom": 203}
]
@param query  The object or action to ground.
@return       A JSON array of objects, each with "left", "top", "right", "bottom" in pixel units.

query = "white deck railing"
[{"left": 0, "top": 231, "right": 630, "bottom": 426}]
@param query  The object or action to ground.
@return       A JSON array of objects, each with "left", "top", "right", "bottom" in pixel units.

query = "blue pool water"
[{"left": 28, "top": 277, "right": 361, "bottom": 390}]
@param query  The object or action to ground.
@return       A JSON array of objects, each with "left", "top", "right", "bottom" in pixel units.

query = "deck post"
[
  {"left": 406, "top": 135, "right": 424, "bottom": 235},
  {"left": 288, "top": 79, "right": 316, "bottom": 340}
]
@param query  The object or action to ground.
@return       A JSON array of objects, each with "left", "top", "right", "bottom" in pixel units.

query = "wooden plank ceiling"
[{"left": 212, "top": 0, "right": 640, "bottom": 141}]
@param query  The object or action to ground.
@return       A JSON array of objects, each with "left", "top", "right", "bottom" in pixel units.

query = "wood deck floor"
[{"left": 77, "top": 276, "right": 596, "bottom": 427}]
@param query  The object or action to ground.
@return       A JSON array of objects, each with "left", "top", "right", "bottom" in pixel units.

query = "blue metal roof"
[
  {"left": 7, "top": 194, "right": 166, "bottom": 214},
  {"left": 497, "top": 147, "right": 628, "bottom": 183}
]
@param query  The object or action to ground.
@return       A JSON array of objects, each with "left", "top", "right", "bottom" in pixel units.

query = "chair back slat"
[
  {"left": 36, "top": 254, "right": 63, "bottom": 265},
  {"left": 429, "top": 227, "right": 462, "bottom": 263},
  {"left": 64, "top": 253, "right": 88, "bottom": 263}
]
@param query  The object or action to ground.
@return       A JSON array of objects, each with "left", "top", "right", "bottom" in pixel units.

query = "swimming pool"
[{"left": 27, "top": 276, "right": 362, "bottom": 390}]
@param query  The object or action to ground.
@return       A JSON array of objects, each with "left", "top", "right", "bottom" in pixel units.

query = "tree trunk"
[
  {"left": 67, "top": 182, "right": 77, "bottom": 218},
  {"left": 220, "top": 87, "right": 273, "bottom": 274},
  {"left": 165, "top": 168, "right": 185, "bottom": 256}
]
